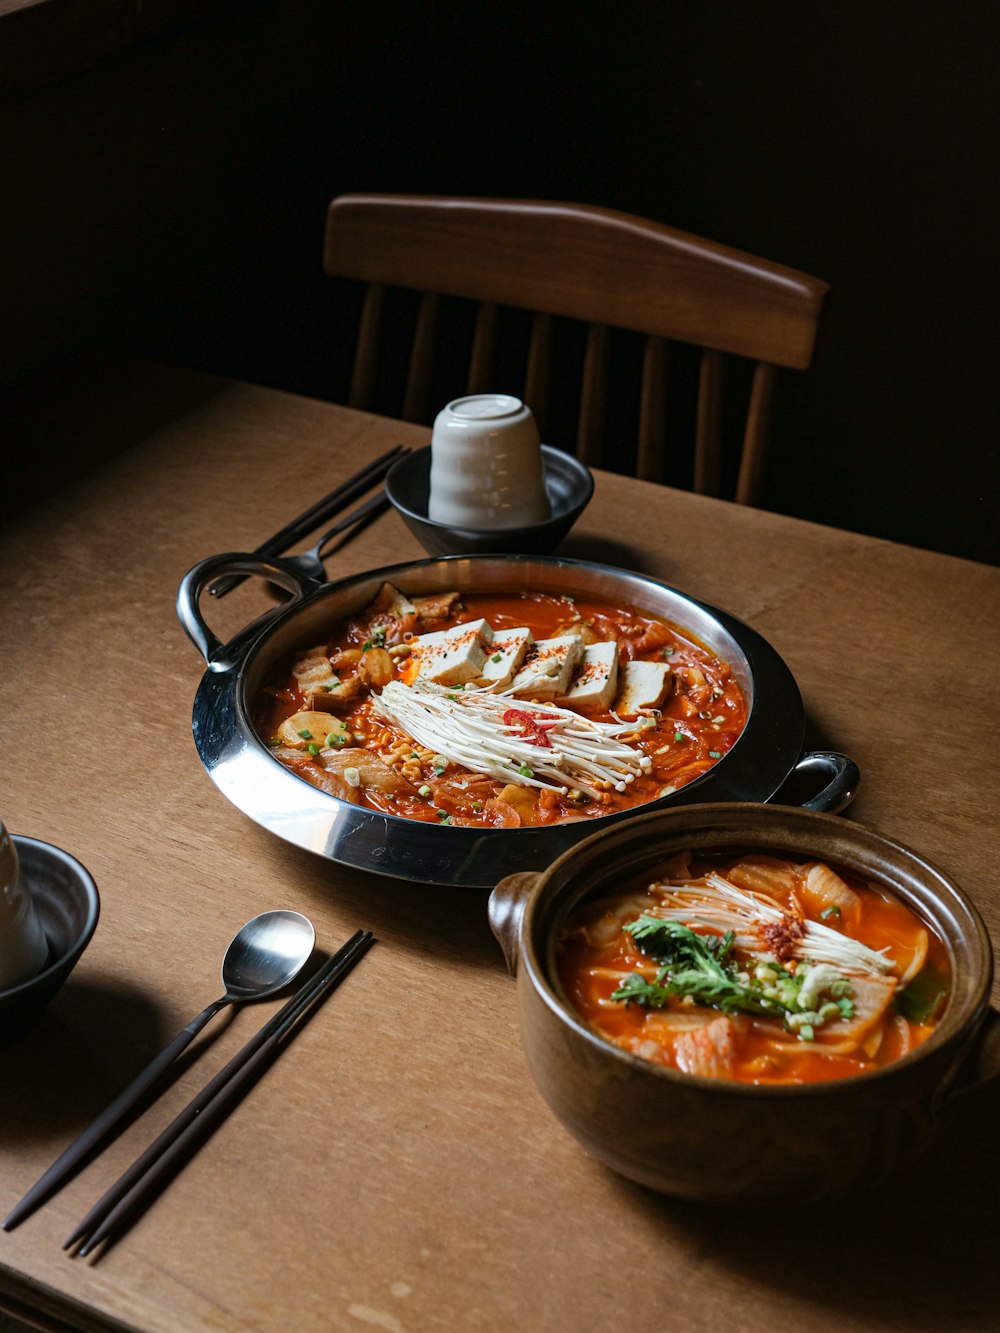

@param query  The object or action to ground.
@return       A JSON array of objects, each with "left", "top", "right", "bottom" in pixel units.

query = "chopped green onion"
[
  {"left": 419, "top": 785, "right": 432, "bottom": 798},
  {"left": 325, "top": 730, "right": 345, "bottom": 747},
  {"left": 297, "top": 729, "right": 312, "bottom": 740},
  {"left": 518, "top": 764, "right": 534, "bottom": 778},
  {"left": 491, "top": 652, "right": 503, "bottom": 663},
  {"left": 308, "top": 743, "right": 320, "bottom": 756},
  {"left": 674, "top": 731, "right": 686, "bottom": 743},
  {"left": 709, "top": 750, "right": 722, "bottom": 760},
  {"left": 799, "top": 1024, "right": 815, "bottom": 1041},
  {"left": 820, "top": 905, "right": 842, "bottom": 921}
]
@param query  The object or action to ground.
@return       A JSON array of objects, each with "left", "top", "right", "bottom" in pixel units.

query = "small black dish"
[
  {"left": 0, "top": 837, "right": 100, "bottom": 1044},
  {"left": 385, "top": 444, "right": 594, "bottom": 557}
]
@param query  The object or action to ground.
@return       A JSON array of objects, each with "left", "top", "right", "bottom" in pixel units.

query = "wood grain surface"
[{"left": 1, "top": 356, "right": 998, "bottom": 1333}]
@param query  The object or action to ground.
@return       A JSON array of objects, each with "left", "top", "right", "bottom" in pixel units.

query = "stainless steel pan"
[{"left": 177, "top": 554, "right": 858, "bottom": 887}]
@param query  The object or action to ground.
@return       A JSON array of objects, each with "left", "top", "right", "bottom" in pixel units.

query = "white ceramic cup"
[
  {"left": 428, "top": 394, "right": 550, "bottom": 530},
  {"left": 0, "top": 821, "right": 48, "bottom": 990}
]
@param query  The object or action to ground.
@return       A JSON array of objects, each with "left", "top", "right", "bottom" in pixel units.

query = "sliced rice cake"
[
  {"left": 509, "top": 634, "right": 584, "bottom": 699},
  {"left": 558, "top": 641, "right": 619, "bottom": 710}
]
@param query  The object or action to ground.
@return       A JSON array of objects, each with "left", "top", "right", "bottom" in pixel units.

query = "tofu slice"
[
  {"left": 558, "top": 641, "right": 619, "bottom": 711},
  {"left": 477, "top": 628, "right": 534, "bottom": 691},
  {"left": 614, "top": 660, "right": 673, "bottom": 716},
  {"left": 509, "top": 634, "right": 584, "bottom": 699},
  {"left": 411, "top": 618, "right": 494, "bottom": 686}
]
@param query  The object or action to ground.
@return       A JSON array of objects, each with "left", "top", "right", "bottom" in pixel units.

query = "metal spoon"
[
  {"left": 279, "top": 489, "right": 391, "bottom": 581},
  {"left": 2, "top": 909, "right": 316, "bottom": 1230}
]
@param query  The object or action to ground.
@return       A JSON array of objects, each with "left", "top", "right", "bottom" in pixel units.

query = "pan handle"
[
  {"left": 769, "top": 751, "right": 861, "bottom": 815},
  {"left": 176, "top": 553, "right": 319, "bottom": 671}
]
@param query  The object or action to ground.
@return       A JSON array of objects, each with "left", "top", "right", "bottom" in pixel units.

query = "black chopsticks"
[
  {"left": 208, "top": 443, "right": 408, "bottom": 597},
  {"left": 65, "top": 928, "right": 373, "bottom": 1257},
  {"left": 4, "top": 929, "right": 373, "bottom": 1258}
]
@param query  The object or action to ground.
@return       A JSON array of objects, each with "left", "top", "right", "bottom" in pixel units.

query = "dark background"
[{"left": 2, "top": 0, "right": 997, "bottom": 563}]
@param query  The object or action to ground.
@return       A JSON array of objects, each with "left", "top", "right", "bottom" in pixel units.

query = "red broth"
[
  {"left": 254, "top": 586, "right": 747, "bottom": 828},
  {"left": 557, "top": 852, "right": 951, "bottom": 1084}
]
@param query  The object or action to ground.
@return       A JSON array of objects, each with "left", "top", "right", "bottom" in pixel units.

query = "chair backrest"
[{"left": 322, "top": 193, "right": 828, "bottom": 505}]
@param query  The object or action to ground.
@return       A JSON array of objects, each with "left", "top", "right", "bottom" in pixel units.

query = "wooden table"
[{"left": 1, "top": 356, "right": 998, "bottom": 1333}]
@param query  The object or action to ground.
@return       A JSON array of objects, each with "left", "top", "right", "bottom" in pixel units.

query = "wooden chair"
[{"left": 322, "top": 193, "right": 828, "bottom": 505}]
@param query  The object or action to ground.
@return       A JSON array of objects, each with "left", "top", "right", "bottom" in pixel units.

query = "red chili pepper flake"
[
  {"left": 758, "top": 916, "right": 804, "bottom": 962},
  {"left": 503, "top": 708, "right": 556, "bottom": 748}
]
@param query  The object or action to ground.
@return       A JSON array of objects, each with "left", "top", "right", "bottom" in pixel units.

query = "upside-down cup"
[
  {"left": 428, "top": 394, "right": 549, "bottom": 529},
  {"left": 488, "top": 803, "right": 999, "bottom": 1208}
]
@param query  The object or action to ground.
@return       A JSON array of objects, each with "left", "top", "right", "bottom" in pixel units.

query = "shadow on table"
[
  {"left": 294, "top": 853, "right": 504, "bottom": 974},
  {"left": 0, "top": 978, "right": 178, "bottom": 1145},
  {"left": 558, "top": 533, "right": 658, "bottom": 575},
  {"left": 615, "top": 1071, "right": 1000, "bottom": 1328}
]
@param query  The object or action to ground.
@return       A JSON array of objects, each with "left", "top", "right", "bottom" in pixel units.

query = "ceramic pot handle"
[
  {"left": 488, "top": 874, "right": 539, "bottom": 977},
  {"left": 948, "top": 1006, "right": 1000, "bottom": 1104}
]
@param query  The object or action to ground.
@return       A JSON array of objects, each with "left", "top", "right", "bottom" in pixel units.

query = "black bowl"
[
  {"left": 385, "top": 444, "right": 594, "bottom": 556},
  {"left": 0, "top": 837, "right": 100, "bottom": 1044}
]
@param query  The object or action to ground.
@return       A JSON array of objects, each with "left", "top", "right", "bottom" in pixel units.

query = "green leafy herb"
[
  {"left": 362, "top": 628, "right": 387, "bottom": 650},
  {"left": 611, "top": 916, "right": 853, "bottom": 1039},
  {"left": 614, "top": 919, "right": 776, "bottom": 1017}
]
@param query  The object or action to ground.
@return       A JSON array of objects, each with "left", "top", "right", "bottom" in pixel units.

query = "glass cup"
[{"left": 428, "top": 394, "right": 550, "bottom": 530}]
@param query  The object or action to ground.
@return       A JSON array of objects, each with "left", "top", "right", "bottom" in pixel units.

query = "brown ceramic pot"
[{"left": 489, "top": 803, "right": 999, "bottom": 1208}]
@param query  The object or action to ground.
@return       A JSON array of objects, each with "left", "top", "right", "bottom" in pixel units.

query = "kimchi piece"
[
  {"left": 557, "top": 852, "right": 951, "bottom": 1085},
  {"left": 253, "top": 584, "right": 747, "bottom": 829}
]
